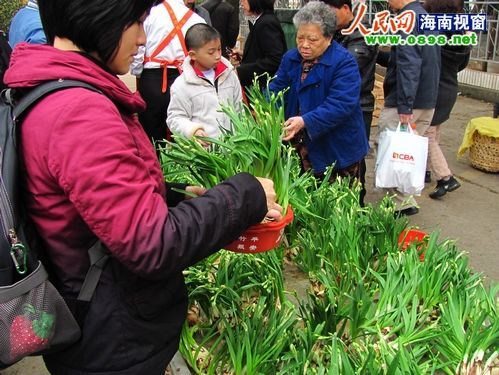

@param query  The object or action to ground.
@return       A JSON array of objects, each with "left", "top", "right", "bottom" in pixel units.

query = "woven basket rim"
[{"left": 469, "top": 132, "right": 499, "bottom": 173}]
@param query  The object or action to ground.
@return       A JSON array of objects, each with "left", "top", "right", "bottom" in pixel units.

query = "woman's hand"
[
  {"left": 283, "top": 116, "right": 305, "bottom": 141},
  {"left": 185, "top": 185, "right": 206, "bottom": 198},
  {"left": 255, "top": 177, "right": 283, "bottom": 221}
]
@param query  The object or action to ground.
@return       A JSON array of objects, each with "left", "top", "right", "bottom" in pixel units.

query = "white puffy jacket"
[{"left": 167, "top": 56, "right": 243, "bottom": 138}]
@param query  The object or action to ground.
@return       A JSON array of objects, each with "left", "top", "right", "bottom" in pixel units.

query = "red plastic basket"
[
  {"left": 225, "top": 206, "right": 294, "bottom": 253},
  {"left": 398, "top": 229, "right": 428, "bottom": 261}
]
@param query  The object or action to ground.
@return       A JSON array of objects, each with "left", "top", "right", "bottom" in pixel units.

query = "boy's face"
[{"left": 189, "top": 38, "right": 222, "bottom": 71}]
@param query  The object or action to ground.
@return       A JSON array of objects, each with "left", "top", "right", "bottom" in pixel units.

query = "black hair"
[
  {"left": 247, "top": 0, "right": 275, "bottom": 15},
  {"left": 185, "top": 24, "right": 221, "bottom": 51},
  {"left": 320, "top": 0, "right": 352, "bottom": 10},
  {"left": 38, "top": 0, "right": 159, "bottom": 63},
  {"left": 294, "top": 1, "right": 336, "bottom": 38}
]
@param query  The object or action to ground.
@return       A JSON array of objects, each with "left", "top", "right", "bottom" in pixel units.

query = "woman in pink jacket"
[{"left": 4, "top": 0, "right": 281, "bottom": 373}]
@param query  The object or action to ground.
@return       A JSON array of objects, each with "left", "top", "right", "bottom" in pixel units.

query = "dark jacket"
[
  {"left": 334, "top": 21, "right": 378, "bottom": 112},
  {"left": 431, "top": 42, "right": 471, "bottom": 125},
  {"left": 193, "top": 4, "right": 212, "bottom": 25},
  {"left": 269, "top": 43, "right": 369, "bottom": 173},
  {"left": 5, "top": 43, "right": 267, "bottom": 375},
  {"left": 383, "top": 1, "right": 441, "bottom": 114},
  {"left": 201, "top": 0, "right": 239, "bottom": 57},
  {"left": 0, "top": 30, "right": 10, "bottom": 91},
  {"left": 237, "top": 10, "right": 286, "bottom": 88}
]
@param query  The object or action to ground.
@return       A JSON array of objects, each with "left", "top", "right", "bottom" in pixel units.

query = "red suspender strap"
[{"left": 144, "top": 0, "right": 194, "bottom": 92}]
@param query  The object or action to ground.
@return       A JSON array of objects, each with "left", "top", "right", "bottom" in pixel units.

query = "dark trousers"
[
  {"left": 137, "top": 68, "right": 180, "bottom": 149},
  {"left": 359, "top": 110, "right": 373, "bottom": 207}
]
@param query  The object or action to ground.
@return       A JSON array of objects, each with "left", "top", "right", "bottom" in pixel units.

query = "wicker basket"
[{"left": 469, "top": 132, "right": 499, "bottom": 173}]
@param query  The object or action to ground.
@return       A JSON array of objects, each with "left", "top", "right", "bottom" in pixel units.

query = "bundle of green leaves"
[{"left": 178, "top": 179, "right": 498, "bottom": 374}]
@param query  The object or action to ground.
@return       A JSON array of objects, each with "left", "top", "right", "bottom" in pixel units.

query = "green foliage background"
[{"left": 0, "top": 0, "right": 24, "bottom": 33}]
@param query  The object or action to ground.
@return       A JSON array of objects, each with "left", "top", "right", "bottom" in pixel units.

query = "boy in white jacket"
[{"left": 167, "top": 24, "right": 243, "bottom": 142}]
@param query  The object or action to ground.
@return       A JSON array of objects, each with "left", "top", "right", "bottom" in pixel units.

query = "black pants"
[
  {"left": 137, "top": 68, "right": 180, "bottom": 149},
  {"left": 359, "top": 110, "right": 373, "bottom": 207}
]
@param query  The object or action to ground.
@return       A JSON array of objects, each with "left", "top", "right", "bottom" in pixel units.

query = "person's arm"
[
  {"left": 394, "top": 41, "right": 422, "bottom": 116},
  {"left": 226, "top": 5, "right": 240, "bottom": 49},
  {"left": 49, "top": 90, "right": 269, "bottom": 280},
  {"left": 25, "top": 27, "right": 46, "bottom": 45},
  {"left": 167, "top": 83, "right": 205, "bottom": 137},
  {"left": 344, "top": 33, "right": 377, "bottom": 77},
  {"left": 268, "top": 52, "right": 291, "bottom": 97}
]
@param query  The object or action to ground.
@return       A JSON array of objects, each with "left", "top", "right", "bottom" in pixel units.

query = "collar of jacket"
[
  {"left": 191, "top": 59, "right": 228, "bottom": 80},
  {"left": 248, "top": 9, "right": 273, "bottom": 27},
  {"left": 181, "top": 55, "right": 232, "bottom": 84},
  {"left": 288, "top": 41, "right": 337, "bottom": 68},
  {"left": 288, "top": 43, "right": 339, "bottom": 88}
]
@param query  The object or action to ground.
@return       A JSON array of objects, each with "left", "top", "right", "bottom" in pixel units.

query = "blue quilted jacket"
[{"left": 269, "top": 42, "right": 369, "bottom": 173}]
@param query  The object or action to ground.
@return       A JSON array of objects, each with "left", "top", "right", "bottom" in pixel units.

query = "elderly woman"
[{"left": 269, "top": 1, "right": 368, "bottom": 195}]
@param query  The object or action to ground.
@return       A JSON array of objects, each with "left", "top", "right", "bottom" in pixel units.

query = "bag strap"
[
  {"left": 12, "top": 79, "right": 101, "bottom": 121},
  {"left": 11, "top": 79, "right": 108, "bottom": 303},
  {"left": 396, "top": 121, "right": 415, "bottom": 134},
  {"left": 77, "top": 241, "right": 110, "bottom": 302}
]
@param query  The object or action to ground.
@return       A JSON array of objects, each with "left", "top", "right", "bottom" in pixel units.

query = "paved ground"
[
  {"left": 366, "top": 95, "right": 498, "bottom": 283},
  {"left": 2, "top": 93, "right": 497, "bottom": 375}
]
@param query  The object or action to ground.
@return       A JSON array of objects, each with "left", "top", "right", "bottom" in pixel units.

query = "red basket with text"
[
  {"left": 398, "top": 229, "right": 428, "bottom": 261},
  {"left": 225, "top": 206, "right": 294, "bottom": 253}
]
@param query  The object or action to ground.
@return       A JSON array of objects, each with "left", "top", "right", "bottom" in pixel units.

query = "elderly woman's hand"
[{"left": 283, "top": 116, "right": 305, "bottom": 141}]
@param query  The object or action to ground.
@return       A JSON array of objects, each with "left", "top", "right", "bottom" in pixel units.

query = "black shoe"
[
  {"left": 394, "top": 206, "right": 419, "bottom": 217},
  {"left": 429, "top": 176, "right": 461, "bottom": 199},
  {"left": 425, "top": 171, "right": 432, "bottom": 183}
]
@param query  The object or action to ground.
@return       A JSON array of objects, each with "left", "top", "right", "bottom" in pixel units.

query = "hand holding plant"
[
  {"left": 283, "top": 116, "right": 305, "bottom": 142},
  {"left": 193, "top": 128, "right": 210, "bottom": 148},
  {"left": 185, "top": 186, "right": 206, "bottom": 198},
  {"left": 255, "top": 177, "right": 283, "bottom": 221}
]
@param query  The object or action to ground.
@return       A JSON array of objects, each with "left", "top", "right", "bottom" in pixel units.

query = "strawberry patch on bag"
[{"left": 10, "top": 304, "right": 54, "bottom": 361}]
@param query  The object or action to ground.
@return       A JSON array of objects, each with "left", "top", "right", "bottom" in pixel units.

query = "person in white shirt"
[
  {"left": 131, "top": 0, "right": 205, "bottom": 150},
  {"left": 167, "top": 24, "right": 242, "bottom": 143}
]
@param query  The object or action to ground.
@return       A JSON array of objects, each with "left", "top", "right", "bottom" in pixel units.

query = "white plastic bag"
[{"left": 375, "top": 123, "right": 429, "bottom": 195}]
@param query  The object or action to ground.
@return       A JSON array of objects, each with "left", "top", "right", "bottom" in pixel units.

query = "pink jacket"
[{"left": 5, "top": 43, "right": 266, "bottom": 373}]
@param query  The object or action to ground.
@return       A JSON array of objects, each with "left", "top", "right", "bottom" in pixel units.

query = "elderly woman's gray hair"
[{"left": 293, "top": 1, "right": 336, "bottom": 38}]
